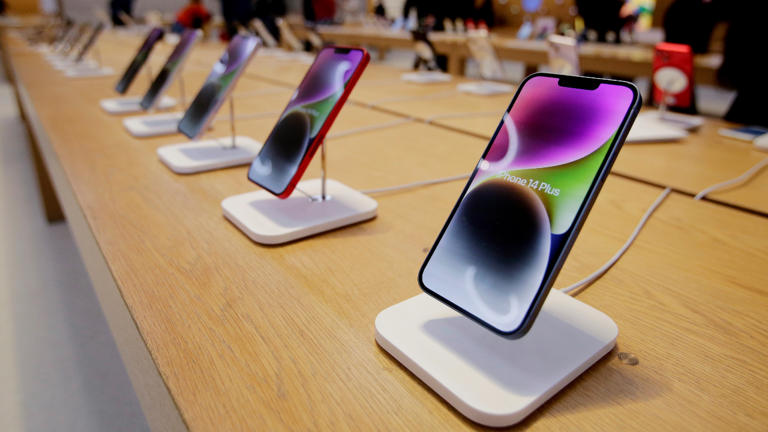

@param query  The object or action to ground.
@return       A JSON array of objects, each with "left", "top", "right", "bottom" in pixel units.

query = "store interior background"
[{"left": 0, "top": 0, "right": 749, "bottom": 430}]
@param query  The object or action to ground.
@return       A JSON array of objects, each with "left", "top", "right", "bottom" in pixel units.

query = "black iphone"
[
  {"left": 177, "top": 34, "right": 260, "bottom": 140},
  {"left": 419, "top": 73, "right": 641, "bottom": 338},
  {"left": 115, "top": 27, "right": 165, "bottom": 94}
]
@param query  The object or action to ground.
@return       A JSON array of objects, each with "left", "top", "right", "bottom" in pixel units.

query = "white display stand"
[
  {"left": 457, "top": 81, "right": 515, "bottom": 96},
  {"left": 46, "top": 55, "right": 86, "bottom": 67},
  {"left": 63, "top": 65, "right": 114, "bottom": 78},
  {"left": 123, "top": 112, "right": 184, "bottom": 137},
  {"left": 158, "top": 97, "right": 262, "bottom": 173},
  {"left": 754, "top": 134, "right": 768, "bottom": 151},
  {"left": 100, "top": 96, "right": 176, "bottom": 114},
  {"left": 222, "top": 178, "right": 377, "bottom": 245},
  {"left": 401, "top": 71, "right": 452, "bottom": 84},
  {"left": 375, "top": 289, "right": 618, "bottom": 427},
  {"left": 627, "top": 111, "right": 702, "bottom": 142},
  {"left": 157, "top": 136, "right": 262, "bottom": 174}
]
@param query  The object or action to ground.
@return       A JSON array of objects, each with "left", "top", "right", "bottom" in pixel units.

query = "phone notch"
[{"left": 557, "top": 75, "right": 600, "bottom": 90}]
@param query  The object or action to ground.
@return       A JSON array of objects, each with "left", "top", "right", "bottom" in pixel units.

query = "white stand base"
[
  {"left": 222, "top": 179, "right": 377, "bottom": 245},
  {"left": 457, "top": 81, "right": 515, "bottom": 96},
  {"left": 100, "top": 96, "right": 176, "bottom": 114},
  {"left": 48, "top": 56, "right": 88, "bottom": 68},
  {"left": 157, "top": 136, "right": 262, "bottom": 174},
  {"left": 62, "top": 65, "right": 114, "bottom": 78},
  {"left": 754, "top": 133, "right": 768, "bottom": 151},
  {"left": 401, "top": 71, "right": 452, "bottom": 84},
  {"left": 627, "top": 111, "right": 691, "bottom": 142},
  {"left": 375, "top": 289, "right": 618, "bottom": 427},
  {"left": 122, "top": 112, "right": 184, "bottom": 137}
]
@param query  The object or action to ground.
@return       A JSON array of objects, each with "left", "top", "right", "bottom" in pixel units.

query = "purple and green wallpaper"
[
  {"left": 421, "top": 76, "right": 634, "bottom": 332},
  {"left": 248, "top": 47, "right": 365, "bottom": 194}
]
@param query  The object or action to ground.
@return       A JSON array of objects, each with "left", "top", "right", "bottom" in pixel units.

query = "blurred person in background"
[
  {"left": 718, "top": 1, "right": 768, "bottom": 127},
  {"left": 172, "top": 0, "right": 212, "bottom": 33},
  {"left": 402, "top": 0, "right": 445, "bottom": 30},
  {"left": 575, "top": 0, "right": 625, "bottom": 42},
  {"left": 460, "top": 0, "right": 495, "bottom": 30},
  {"left": 253, "top": 0, "right": 286, "bottom": 42},
  {"left": 109, "top": 0, "right": 133, "bottom": 26},
  {"left": 220, "top": 0, "right": 252, "bottom": 40},
  {"left": 663, "top": 0, "right": 722, "bottom": 54},
  {"left": 304, "top": 0, "right": 336, "bottom": 24}
]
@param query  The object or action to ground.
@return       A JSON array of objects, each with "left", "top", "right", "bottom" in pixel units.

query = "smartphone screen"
[
  {"left": 140, "top": 29, "right": 200, "bottom": 111},
  {"left": 115, "top": 27, "right": 165, "bottom": 94},
  {"left": 419, "top": 74, "right": 639, "bottom": 337},
  {"left": 177, "top": 34, "right": 260, "bottom": 140},
  {"left": 75, "top": 23, "right": 104, "bottom": 63},
  {"left": 247, "top": 46, "right": 369, "bottom": 197}
]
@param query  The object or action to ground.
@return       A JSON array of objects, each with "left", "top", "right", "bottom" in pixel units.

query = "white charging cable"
[
  {"left": 212, "top": 110, "right": 281, "bottom": 123},
  {"left": 366, "top": 90, "right": 458, "bottom": 108},
  {"left": 360, "top": 177, "right": 671, "bottom": 297},
  {"left": 694, "top": 157, "right": 768, "bottom": 200},
  {"left": 360, "top": 173, "right": 470, "bottom": 195},
  {"left": 424, "top": 110, "right": 503, "bottom": 124},
  {"left": 357, "top": 78, "right": 407, "bottom": 87},
  {"left": 233, "top": 88, "right": 291, "bottom": 99},
  {"left": 560, "top": 187, "right": 672, "bottom": 295},
  {"left": 326, "top": 118, "right": 415, "bottom": 140}
]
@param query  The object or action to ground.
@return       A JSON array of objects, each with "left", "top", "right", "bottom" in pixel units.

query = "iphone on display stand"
[
  {"left": 121, "top": 29, "right": 206, "bottom": 137},
  {"left": 222, "top": 46, "right": 378, "bottom": 245},
  {"left": 156, "top": 34, "right": 263, "bottom": 173},
  {"left": 114, "top": 27, "right": 165, "bottom": 94},
  {"left": 401, "top": 30, "right": 451, "bottom": 83},
  {"left": 46, "top": 23, "right": 87, "bottom": 66},
  {"left": 547, "top": 34, "right": 580, "bottom": 75},
  {"left": 652, "top": 42, "right": 695, "bottom": 114},
  {"left": 627, "top": 42, "right": 701, "bottom": 142},
  {"left": 100, "top": 27, "right": 175, "bottom": 114},
  {"left": 376, "top": 73, "right": 641, "bottom": 427},
  {"left": 457, "top": 33, "right": 514, "bottom": 96},
  {"left": 60, "top": 23, "right": 113, "bottom": 78}
]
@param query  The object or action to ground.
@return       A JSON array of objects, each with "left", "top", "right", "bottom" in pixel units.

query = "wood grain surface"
[{"left": 4, "top": 31, "right": 768, "bottom": 431}]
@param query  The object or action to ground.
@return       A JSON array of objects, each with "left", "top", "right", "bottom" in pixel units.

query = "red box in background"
[{"left": 652, "top": 42, "right": 694, "bottom": 110}]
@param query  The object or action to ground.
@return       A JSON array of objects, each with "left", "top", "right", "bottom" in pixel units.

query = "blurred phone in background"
[
  {"left": 115, "top": 27, "right": 165, "bottom": 94},
  {"left": 652, "top": 42, "right": 695, "bottom": 114},
  {"left": 547, "top": 35, "right": 580, "bottom": 75}
]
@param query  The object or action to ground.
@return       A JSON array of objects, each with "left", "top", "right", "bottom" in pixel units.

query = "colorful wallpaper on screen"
[
  {"left": 421, "top": 76, "right": 634, "bottom": 332},
  {"left": 177, "top": 34, "right": 259, "bottom": 139},
  {"left": 140, "top": 29, "right": 200, "bottom": 110},
  {"left": 248, "top": 48, "right": 365, "bottom": 193}
]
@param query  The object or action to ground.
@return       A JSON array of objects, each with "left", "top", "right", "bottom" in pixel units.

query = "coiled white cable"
[
  {"left": 560, "top": 187, "right": 672, "bottom": 295},
  {"left": 694, "top": 157, "right": 768, "bottom": 200}
]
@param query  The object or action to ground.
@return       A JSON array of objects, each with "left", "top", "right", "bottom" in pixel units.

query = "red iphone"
[
  {"left": 247, "top": 46, "right": 369, "bottom": 198},
  {"left": 652, "top": 42, "right": 694, "bottom": 110}
]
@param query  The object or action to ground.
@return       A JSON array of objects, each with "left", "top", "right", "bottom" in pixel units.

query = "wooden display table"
[{"left": 3, "top": 32, "right": 767, "bottom": 431}]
